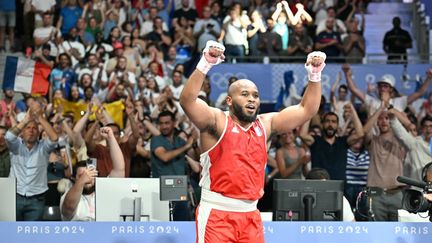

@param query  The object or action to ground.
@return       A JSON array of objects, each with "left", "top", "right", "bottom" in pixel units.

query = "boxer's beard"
[{"left": 232, "top": 103, "right": 258, "bottom": 123}]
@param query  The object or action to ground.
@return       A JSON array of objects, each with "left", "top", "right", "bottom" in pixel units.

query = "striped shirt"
[{"left": 346, "top": 148, "right": 370, "bottom": 185}]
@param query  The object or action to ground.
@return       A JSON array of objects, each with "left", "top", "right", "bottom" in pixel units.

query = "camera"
[
  {"left": 397, "top": 175, "right": 432, "bottom": 221},
  {"left": 207, "top": 23, "right": 214, "bottom": 28},
  {"left": 402, "top": 188, "right": 432, "bottom": 213}
]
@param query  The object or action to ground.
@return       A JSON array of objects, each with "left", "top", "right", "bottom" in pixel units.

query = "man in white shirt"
[
  {"left": 60, "top": 126, "right": 125, "bottom": 221},
  {"left": 168, "top": 70, "right": 184, "bottom": 101},
  {"left": 33, "top": 12, "right": 61, "bottom": 54},
  {"left": 31, "top": 0, "right": 56, "bottom": 28}
]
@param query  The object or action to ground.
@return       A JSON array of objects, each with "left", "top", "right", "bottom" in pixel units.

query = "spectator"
[
  {"left": 383, "top": 16, "right": 413, "bottom": 64},
  {"left": 139, "top": 6, "right": 168, "bottom": 37},
  {"left": 315, "top": 6, "right": 347, "bottom": 37},
  {"left": 312, "top": 0, "right": 335, "bottom": 27},
  {"left": 78, "top": 54, "right": 108, "bottom": 97},
  {"left": 275, "top": 130, "right": 310, "bottom": 179},
  {"left": 6, "top": 102, "right": 59, "bottom": 221},
  {"left": 60, "top": 27, "right": 86, "bottom": 67},
  {"left": 300, "top": 106, "right": 364, "bottom": 181},
  {"left": 85, "top": 103, "right": 139, "bottom": 177},
  {"left": 272, "top": 1, "right": 296, "bottom": 54},
  {"left": 84, "top": 17, "right": 103, "bottom": 44},
  {"left": 150, "top": 86, "right": 185, "bottom": 121},
  {"left": 287, "top": 23, "right": 313, "bottom": 59},
  {"left": 131, "top": 28, "right": 146, "bottom": 54},
  {"left": 0, "top": 0, "right": 16, "bottom": 52},
  {"left": 57, "top": 0, "right": 83, "bottom": 38},
  {"left": 31, "top": 0, "right": 56, "bottom": 28},
  {"left": 257, "top": 17, "right": 282, "bottom": 58},
  {"left": 330, "top": 73, "right": 350, "bottom": 128},
  {"left": 169, "top": 70, "right": 185, "bottom": 101},
  {"left": 246, "top": 10, "right": 266, "bottom": 57},
  {"left": 173, "top": 0, "right": 198, "bottom": 27},
  {"left": 122, "top": 35, "right": 141, "bottom": 68},
  {"left": 220, "top": 4, "right": 248, "bottom": 57},
  {"left": 46, "top": 142, "right": 71, "bottom": 208},
  {"left": 164, "top": 45, "right": 181, "bottom": 77},
  {"left": 102, "top": 10, "right": 119, "bottom": 40},
  {"left": 343, "top": 64, "right": 432, "bottom": 117},
  {"left": 210, "top": 1, "right": 223, "bottom": 25},
  {"left": 172, "top": 16, "right": 196, "bottom": 62},
  {"left": 0, "top": 89, "right": 16, "bottom": 128},
  {"left": 144, "top": 16, "right": 172, "bottom": 56},
  {"left": 34, "top": 44, "right": 56, "bottom": 68},
  {"left": 344, "top": 136, "right": 369, "bottom": 214},
  {"left": 155, "top": 0, "right": 172, "bottom": 29},
  {"left": 315, "top": 17, "right": 343, "bottom": 62},
  {"left": 81, "top": 0, "right": 106, "bottom": 26},
  {"left": 110, "top": 0, "right": 127, "bottom": 27},
  {"left": 49, "top": 53, "right": 76, "bottom": 102},
  {"left": 105, "top": 41, "right": 137, "bottom": 75},
  {"left": 33, "top": 12, "right": 61, "bottom": 53},
  {"left": 343, "top": 18, "right": 365, "bottom": 63},
  {"left": 389, "top": 109, "right": 432, "bottom": 183},
  {"left": 0, "top": 126, "right": 10, "bottom": 177},
  {"left": 150, "top": 110, "right": 197, "bottom": 220},
  {"left": 250, "top": 0, "right": 271, "bottom": 19},
  {"left": 363, "top": 103, "right": 406, "bottom": 221},
  {"left": 60, "top": 126, "right": 125, "bottom": 221},
  {"left": 193, "top": 6, "right": 221, "bottom": 52}
]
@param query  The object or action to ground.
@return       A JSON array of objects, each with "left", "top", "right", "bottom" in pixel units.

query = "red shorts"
[{"left": 195, "top": 204, "right": 264, "bottom": 243}]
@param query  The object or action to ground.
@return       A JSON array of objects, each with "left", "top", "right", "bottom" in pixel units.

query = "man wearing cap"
[
  {"left": 105, "top": 41, "right": 136, "bottom": 75},
  {"left": 342, "top": 64, "right": 432, "bottom": 117}
]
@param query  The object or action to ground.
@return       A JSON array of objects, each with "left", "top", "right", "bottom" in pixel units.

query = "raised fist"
[
  {"left": 202, "top": 40, "right": 225, "bottom": 65},
  {"left": 305, "top": 51, "right": 326, "bottom": 82},
  {"left": 100, "top": 126, "right": 114, "bottom": 139},
  {"left": 197, "top": 40, "right": 226, "bottom": 74}
]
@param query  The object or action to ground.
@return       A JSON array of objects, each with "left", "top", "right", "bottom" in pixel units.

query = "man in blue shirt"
[
  {"left": 150, "top": 110, "right": 195, "bottom": 220},
  {"left": 6, "top": 101, "right": 58, "bottom": 221}
]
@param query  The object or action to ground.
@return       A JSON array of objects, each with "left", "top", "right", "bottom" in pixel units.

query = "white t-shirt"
[
  {"left": 169, "top": 84, "right": 184, "bottom": 101},
  {"left": 60, "top": 188, "right": 95, "bottom": 221},
  {"left": 32, "top": 0, "right": 56, "bottom": 22}
]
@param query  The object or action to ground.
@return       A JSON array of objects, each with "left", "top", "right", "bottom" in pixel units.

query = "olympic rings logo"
[{"left": 209, "top": 72, "right": 249, "bottom": 90}]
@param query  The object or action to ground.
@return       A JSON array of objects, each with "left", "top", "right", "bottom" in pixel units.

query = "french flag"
[{"left": 2, "top": 56, "right": 51, "bottom": 95}]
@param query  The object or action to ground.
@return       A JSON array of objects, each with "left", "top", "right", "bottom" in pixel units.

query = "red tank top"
[{"left": 200, "top": 114, "right": 267, "bottom": 200}]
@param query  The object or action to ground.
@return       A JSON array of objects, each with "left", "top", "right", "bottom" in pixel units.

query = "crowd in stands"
[{"left": 0, "top": 0, "right": 430, "bottom": 222}]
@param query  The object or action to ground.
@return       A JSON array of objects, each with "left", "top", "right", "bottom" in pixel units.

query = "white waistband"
[{"left": 200, "top": 189, "right": 257, "bottom": 212}]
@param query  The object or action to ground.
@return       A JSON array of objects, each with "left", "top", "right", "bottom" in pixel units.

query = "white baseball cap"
[{"left": 377, "top": 77, "right": 395, "bottom": 88}]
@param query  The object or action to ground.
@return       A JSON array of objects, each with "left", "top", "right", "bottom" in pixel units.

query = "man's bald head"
[{"left": 227, "top": 79, "right": 257, "bottom": 96}]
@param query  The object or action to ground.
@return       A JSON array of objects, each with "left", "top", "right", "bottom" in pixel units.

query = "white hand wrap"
[
  {"left": 304, "top": 51, "right": 326, "bottom": 82},
  {"left": 196, "top": 40, "right": 225, "bottom": 75}
]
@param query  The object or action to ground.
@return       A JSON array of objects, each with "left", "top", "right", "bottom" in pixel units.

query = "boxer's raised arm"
[
  {"left": 264, "top": 52, "right": 326, "bottom": 134},
  {"left": 180, "top": 41, "right": 225, "bottom": 130}
]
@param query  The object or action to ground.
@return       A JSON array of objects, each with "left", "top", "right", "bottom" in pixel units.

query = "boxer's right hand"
[{"left": 197, "top": 40, "right": 225, "bottom": 74}]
